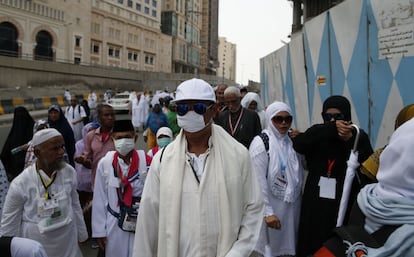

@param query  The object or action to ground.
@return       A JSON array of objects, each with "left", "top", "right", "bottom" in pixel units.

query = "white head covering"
[
  {"left": 172, "top": 78, "right": 216, "bottom": 103},
  {"left": 33, "top": 119, "right": 49, "bottom": 134},
  {"left": 241, "top": 92, "right": 264, "bottom": 112},
  {"left": 263, "top": 101, "right": 302, "bottom": 202},
  {"left": 265, "top": 101, "right": 292, "bottom": 131},
  {"left": 32, "top": 128, "right": 62, "bottom": 147},
  {"left": 156, "top": 127, "right": 173, "bottom": 138},
  {"left": 357, "top": 117, "right": 414, "bottom": 243},
  {"left": 374, "top": 117, "right": 414, "bottom": 199}
]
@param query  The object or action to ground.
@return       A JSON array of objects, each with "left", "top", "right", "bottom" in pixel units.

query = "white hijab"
[
  {"left": 357, "top": 118, "right": 414, "bottom": 256},
  {"left": 264, "top": 101, "right": 302, "bottom": 202},
  {"left": 374, "top": 117, "right": 414, "bottom": 199},
  {"left": 241, "top": 92, "right": 264, "bottom": 111}
]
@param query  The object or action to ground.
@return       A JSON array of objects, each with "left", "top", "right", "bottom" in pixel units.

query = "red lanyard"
[{"left": 327, "top": 159, "right": 335, "bottom": 177}]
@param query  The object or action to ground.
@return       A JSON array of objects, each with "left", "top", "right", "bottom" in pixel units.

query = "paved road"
[{"left": 0, "top": 112, "right": 147, "bottom": 257}]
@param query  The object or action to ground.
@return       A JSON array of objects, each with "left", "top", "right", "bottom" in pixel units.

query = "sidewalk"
[{"left": 80, "top": 239, "right": 99, "bottom": 257}]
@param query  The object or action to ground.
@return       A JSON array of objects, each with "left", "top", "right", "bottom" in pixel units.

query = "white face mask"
[
  {"left": 114, "top": 138, "right": 135, "bottom": 156},
  {"left": 177, "top": 111, "right": 208, "bottom": 133}
]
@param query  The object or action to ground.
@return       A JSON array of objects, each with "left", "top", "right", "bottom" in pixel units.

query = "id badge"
[
  {"left": 318, "top": 176, "right": 336, "bottom": 199},
  {"left": 121, "top": 212, "right": 137, "bottom": 232},
  {"left": 271, "top": 173, "right": 287, "bottom": 199},
  {"left": 38, "top": 198, "right": 59, "bottom": 218}
]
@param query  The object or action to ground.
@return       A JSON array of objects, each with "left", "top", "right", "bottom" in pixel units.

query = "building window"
[
  {"left": 152, "top": 10, "right": 156, "bottom": 17},
  {"left": 108, "top": 45, "right": 121, "bottom": 58},
  {"left": 128, "top": 50, "right": 139, "bottom": 62},
  {"left": 118, "top": 0, "right": 123, "bottom": 3},
  {"left": 91, "top": 23, "right": 100, "bottom": 35},
  {"left": 145, "top": 0, "right": 149, "bottom": 4},
  {"left": 91, "top": 41, "right": 100, "bottom": 54},
  {"left": 127, "top": 0, "right": 133, "bottom": 7},
  {"left": 145, "top": 54, "right": 154, "bottom": 65},
  {"left": 75, "top": 37, "right": 81, "bottom": 47},
  {"left": 136, "top": 3, "right": 141, "bottom": 11},
  {"left": 74, "top": 57, "right": 81, "bottom": 64},
  {"left": 152, "top": 0, "right": 156, "bottom": 7},
  {"left": 144, "top": 7, "right": 149, "bottom": 14}
]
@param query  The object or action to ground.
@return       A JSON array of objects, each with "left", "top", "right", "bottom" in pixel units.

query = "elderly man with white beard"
[{"left": 0, "top": 128, "right": 88, "bottom": 257}]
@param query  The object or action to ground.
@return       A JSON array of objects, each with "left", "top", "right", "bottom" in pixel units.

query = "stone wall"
[{"left": 0, "top": 55, "right": 236, "bottom": 100}]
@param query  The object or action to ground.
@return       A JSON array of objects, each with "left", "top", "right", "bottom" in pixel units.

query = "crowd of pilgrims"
[{"left": 0, "top": 80, "right": 413, "bottom": 257}]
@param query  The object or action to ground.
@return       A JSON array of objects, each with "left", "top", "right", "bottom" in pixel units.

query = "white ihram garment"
[
  {"left": 133, "top": 124, "right": 264, "bottom": 257},
  {"left": 65, "top": 105, "right": 87, "bottom": 141},
  {"left": 0, "top": 163, "right": 88, "bottom": 257},
  {"left": 92, "top": 150, "right": 147, "bottom": 257}
]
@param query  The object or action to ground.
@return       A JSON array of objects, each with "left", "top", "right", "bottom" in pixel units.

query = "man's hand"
[
  {"left": 264, "top": 215, "right": 281, "bottom": 229},
  {"left": 96, "top": 237, "right": 107, "bottom": 250},
  {"left": 74, "top": 155, "right": 91, "bottom": 169}
]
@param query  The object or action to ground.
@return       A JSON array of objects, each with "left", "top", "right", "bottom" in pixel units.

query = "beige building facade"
[
  {"left": 0, "top": 0, "right": 172, "bottom": 73},
  {"left": 218, "top": 37, "right": 236, "bottom": 81}
]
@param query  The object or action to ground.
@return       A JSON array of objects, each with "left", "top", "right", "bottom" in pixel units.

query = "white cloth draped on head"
[
  {"left": 356, "top": 118, "right": 414, "bottom": 256},
  {"left": 374, "top": 117, "right": 414, "bottom": 199},
  {"left": 32, "top": 128, "right": 62, "bottom": 146},
  {"left": 264, "top": 101, "right": 302, "bottom": 202},
  {"left": 241, "top": 92, "right": 264, "bottom": 112}
]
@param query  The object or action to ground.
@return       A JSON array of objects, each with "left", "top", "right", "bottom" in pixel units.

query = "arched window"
[
  {"left": 0, "top": 22, "right": 19, "bottom": 57},
  {"left": 35, "top": 30, "right": 53, "bottom": 61}
]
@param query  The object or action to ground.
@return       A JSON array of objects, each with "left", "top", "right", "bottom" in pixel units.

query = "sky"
[{"left": 218, "top": 0, "right": 293, "bottom": 85}]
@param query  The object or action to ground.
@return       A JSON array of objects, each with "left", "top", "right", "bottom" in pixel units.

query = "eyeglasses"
[
  {"left": 323, "top": 113, "right": 345, "bottom": 121},
  {"left": 272, "top": 115, "right": 293, "bottom": 124},
  {"left": 176, "top": 103, "right": 213, "bottom": 116}
]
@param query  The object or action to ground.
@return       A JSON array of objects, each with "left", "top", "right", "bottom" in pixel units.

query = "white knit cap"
[
  {"left": 172, "top": 78, "right": 216, "bottom": 103},
  {"left": 156, "top": 127, "right": 173, "bottom": 138},
  {"left": 32, "top": 128, "right": 62, "bottom": 146}
]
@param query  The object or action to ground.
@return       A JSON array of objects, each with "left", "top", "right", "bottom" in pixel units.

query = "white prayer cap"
[
  {"left": 32, "top": 128, "right": 62, "bottom": 147},
  {"left": 156, "top": 127, "right": 173, "bottom": 138},
  {"left": 172, "top": 78, "right": 216, "bottom": 103}
]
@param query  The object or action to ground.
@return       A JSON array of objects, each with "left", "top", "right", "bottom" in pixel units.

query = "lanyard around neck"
[
  {"left": 228, "top": 108, "right": 244, "bottom": 136},
  {"left": 37, "top": 170, "right": 57, "bottom": 200},
  {"left": 327, "top": 159, "right": 336, "bottom": 177}
]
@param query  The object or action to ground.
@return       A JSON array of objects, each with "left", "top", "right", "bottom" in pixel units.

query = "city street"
[{"left": 0, "top": 112, "right": 148, "bottom": 257}]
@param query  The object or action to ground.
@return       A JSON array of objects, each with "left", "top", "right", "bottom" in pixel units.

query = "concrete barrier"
[{"left": 0, "top": 94, "right": 91, "bottom": 116}]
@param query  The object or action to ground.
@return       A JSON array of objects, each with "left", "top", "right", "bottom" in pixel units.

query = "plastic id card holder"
[{"left": 318, "top": 176, "right": 336, "bottom": 199}]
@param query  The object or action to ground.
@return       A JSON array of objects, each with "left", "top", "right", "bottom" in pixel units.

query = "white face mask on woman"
[
  {"left": 177, "top": 111, "right": 207, "bottom": 133},
  {"left": 114, "top": 138, "right": 135, "bottom": 156}
]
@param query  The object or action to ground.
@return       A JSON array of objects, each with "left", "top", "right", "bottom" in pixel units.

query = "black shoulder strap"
[
  {"left": 159, "top": 144, "right": 168, "bottom": 163},
  {"left": 259, "top": 132, "right": 269, "bottom": 153},
  {"left": 259, "top": 132, "right": 270, "bottom": 178}
]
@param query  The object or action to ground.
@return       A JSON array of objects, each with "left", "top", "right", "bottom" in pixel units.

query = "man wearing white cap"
[
  {"left": 0, "top": 128, "right": 88, "bottom": 257},
  {"left": 134, "top": 78, "right": 264, "bottom": 257},
  {"left": 92, "top": 120, "right": 150, "bottom": 257}
]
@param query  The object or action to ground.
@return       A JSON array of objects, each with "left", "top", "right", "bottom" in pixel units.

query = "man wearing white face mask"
[
  {"left": 92, "top": 120, "right": 150, "bottom": 257},
  {"left": 133, "top": 78, "right": 264, "bottom": 257}
]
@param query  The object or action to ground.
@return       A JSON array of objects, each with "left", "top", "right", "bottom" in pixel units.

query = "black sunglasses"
[
  {"left": 176, "top": 103, "right": 213, "bottom": 116},
  {"left": 323, "top": 113, "right": 345, "bottom": 121},
  {"left": 272, "top": 115, "right": 293, "bottom": 124}
]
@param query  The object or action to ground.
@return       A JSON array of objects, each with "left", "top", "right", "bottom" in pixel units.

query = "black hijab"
[
  {"left": 0, "top": 106, "right": 35, "bottom": 181},
  {"left": 47, "top": 105, "right": 76, "bottom": 167}
]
